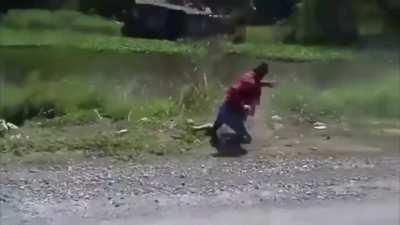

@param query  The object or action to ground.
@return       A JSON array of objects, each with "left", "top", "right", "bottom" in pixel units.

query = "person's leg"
[
  {"left": 230, "top": 117, "right": 252, "bottom": 144},
  {"left": 224, "top": 110, "right": 252, "bottom": 144},
  {"left": 207, "top": 104, "right": 227, "bottom": 147}
]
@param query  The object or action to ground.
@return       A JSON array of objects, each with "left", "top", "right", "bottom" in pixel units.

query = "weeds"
[{"left": 270, "top": 74, "right": 400, "bottom": 121}]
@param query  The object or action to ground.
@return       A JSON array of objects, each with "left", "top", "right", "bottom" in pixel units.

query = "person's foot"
[
  {"left": 210, "top": 136, "right": 219, "bottom": 148},
  {"left": 207, "top": 128, "right": 219, "bottom": 147}
]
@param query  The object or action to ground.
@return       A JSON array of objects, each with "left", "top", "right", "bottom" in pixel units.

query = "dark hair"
[{"left": 254, "top": 62, "right": 268, "bottom": 75}]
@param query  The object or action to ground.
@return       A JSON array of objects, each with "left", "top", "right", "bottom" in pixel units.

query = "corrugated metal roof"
[{"left": 135, "top": 0, "right": 211, "bottom": 15}]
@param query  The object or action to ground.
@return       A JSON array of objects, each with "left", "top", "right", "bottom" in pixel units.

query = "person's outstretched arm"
[{"left": 261, "top": 81, "right": 277, "bottom": 88}]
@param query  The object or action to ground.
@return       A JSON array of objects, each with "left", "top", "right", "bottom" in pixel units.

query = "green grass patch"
[
  {"left": 0, "top": 118, "right": 205, "bottom": 160},
  {"left": 0, "top": 72, "right": 212, "bottom": 159},
  {"left": 0, "top": 8, "right": 358, "bottom": 61},
  {"left": 1, "top": 9, "right": 121, "bottom": 36},
  {"left": 245, "top": 26, "right": 293, "bottom": 44},
  {"left": 226, "top": 42, "right": 356, "bottom": 61},
  {"left": 0, "top": 75, "right": 196, "bottom": 125},
  {"left": 0, "top": 27, "right": 356, "bottom": 61},
  {"left": 271, "top": 73, "right": 400, "bottom": 121},
  {"left": 0, "top": 28, "right": 200, "bottom": 55},
  {"left": 0, "top": 66, "right": 220, "bottom": 125}
]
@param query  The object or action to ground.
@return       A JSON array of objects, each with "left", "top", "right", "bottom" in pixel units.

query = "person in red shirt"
[{"left": 207, "top": 62, "right": 275, "bottom": 147}]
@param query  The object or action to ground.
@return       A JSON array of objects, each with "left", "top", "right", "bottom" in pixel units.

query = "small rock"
[
  {"left": 324, "top": 135, "right": 331, "bottom": 140},
  {"left": 273, "top": 123, "right": 284, "bottom": 130},
  {"left": 6, "top": 122, "right": 18, "bottom": 130},
  {"left": 310, "top": 147, "right": 318, "bottom": 151},
  {"left": 313, "top": 122, "right": 327, "bottom": 130},
  {"left": 115, "top": 129, "right": 129, "bottom": 135},
  {"left": 0, "top": 120, "right": 8, "bottom": 136},
  {"left": 139, "top": 117, "right": 150, "bottom": 122},
  {"left": 0, "top": 196, "right": 8, "bottom": 203},
  {"left": 271, "top": 115, "right": 283, "bottom": 121},
  {"left": 186, "top": 119, "right": 195, "bottom": 125},
  {"left": 9, "top": 134, "right": 22, "bottom": 140},
  {"left": 29, "top": 169, "right": 39, "bottom": 173},
  {"left": 154, "top": 151, "right": 164, "bottom": 156}
]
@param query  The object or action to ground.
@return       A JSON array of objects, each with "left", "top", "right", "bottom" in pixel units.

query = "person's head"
[{"left": 253, "top": 62, "right": 269, "bottom": 79}]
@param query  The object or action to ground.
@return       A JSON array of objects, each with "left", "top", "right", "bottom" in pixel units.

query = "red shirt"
[{"left": 225, "top": 71, "right": 262, "bottom": 116}]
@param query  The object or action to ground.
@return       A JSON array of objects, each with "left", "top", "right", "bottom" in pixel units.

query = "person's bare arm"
[{"left": 261, "top": 80, "right": 277, "bottom": 88}]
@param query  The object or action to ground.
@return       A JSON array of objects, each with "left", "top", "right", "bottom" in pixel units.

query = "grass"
[
  {"left": 0, "top": 28, "right": 200, "bottom": 55},
  {"left": 0, "top": 28, "right": 357, "bottom": 61},
  {"left": 245, "top": 26, "right": 293, "bottom": 44},
  {"left": 0, "top": 117, "right": 205, "bottom": 160},
  {"left": 0, "top": 9, "right": 358, "bottom": 61},
  {"left": 0, "top": 73, "right": 220, "bottom": 125},
  {"left": 0, "top": 74, "right": 214, "bottom": 159},
  {"left": 1, "top": 9, "right": 122, "bottom": 36},
  {"left": 270, "top": 72, "right": 400, "bottom": 121},
  {"left": 225, "top": 42, "right": 356, "bottom": 61}
]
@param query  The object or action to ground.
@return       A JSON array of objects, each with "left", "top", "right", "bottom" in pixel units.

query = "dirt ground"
[
  {"left": 1, "top": 92, "right": 399, "bottom": 225},
  {"left": 1, "top": 106, "right": 399, "bottom": 225}
]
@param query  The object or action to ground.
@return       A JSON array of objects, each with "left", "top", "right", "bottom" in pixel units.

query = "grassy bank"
[
  {"left": 270, "top": 72, "right": 400, "bottom": 121},
  {"left": 0, "top": 28, "right": 357, "bottom": 61},
  {"left": 0, "top": 9, "right": 357, "bottom": 61},
  {"left": 0, "top": 73, "right": 218, "bottom": 159},
  {"left": 0, "top": 72, "right": 219, "bottom": 125},
  {"left": 1, "top": 9, "right": 121, "bottom": 36}
]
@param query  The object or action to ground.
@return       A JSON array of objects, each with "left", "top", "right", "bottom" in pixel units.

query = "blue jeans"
[{"left": 213, "top": 103, "right": 252, "bottom": 144}]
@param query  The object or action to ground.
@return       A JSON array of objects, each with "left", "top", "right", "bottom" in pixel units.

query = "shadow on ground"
[{"left": 211, "top": 133, "right": 248, "bottom": 158}]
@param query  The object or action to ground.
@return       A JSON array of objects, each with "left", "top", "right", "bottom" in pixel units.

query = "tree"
[
  {"left": 79, "top": 0, "right": 133, "bottom": 18},
  {"left": 293, "top": 0, "right": 358, "bottom": 45},
  {"left": 377, "top": 0, "right": 400, "bottom": 34},
  {"left": 251, "top": 0, "right": 297, "bottom": 24}
]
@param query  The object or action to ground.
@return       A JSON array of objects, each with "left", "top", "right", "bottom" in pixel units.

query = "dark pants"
[{"left": 212, "top": 103, "right": 252, "bottom": 144}]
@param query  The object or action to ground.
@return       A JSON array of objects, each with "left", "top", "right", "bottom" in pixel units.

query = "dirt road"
[{"left": 1, "top": 141, "right": 399, "bottom": 225}]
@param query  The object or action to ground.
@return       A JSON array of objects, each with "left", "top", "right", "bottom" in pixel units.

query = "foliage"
[
  {"left": 226, "top": 42, "right": 356, "bottom": 61},
  {"left": 1, "top": 9, "right": 121, "bottom": 36},
  {"left": 291, "top": 0, "right": 358, "bottom": 45},
  {"left": 270, "top": 74, "right": 400, "bottom": 121}
]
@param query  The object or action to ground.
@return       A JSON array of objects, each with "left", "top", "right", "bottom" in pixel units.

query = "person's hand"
[
  {"left": 243, "top": 105, "right": 251, "bottom": 113},
  {"left": 268, "top": 81, "right": 277, "bottom": 88},
  {"left": 261, "top": 80, "right": 277, "bottom": 88}
]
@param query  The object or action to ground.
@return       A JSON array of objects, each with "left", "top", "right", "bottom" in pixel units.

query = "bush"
[
  {"left": 292, "top": 0, "right": 358, "bottom": 45},
  {"left": 1, "top": 9, "right": 121, "bottom": 36}
]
